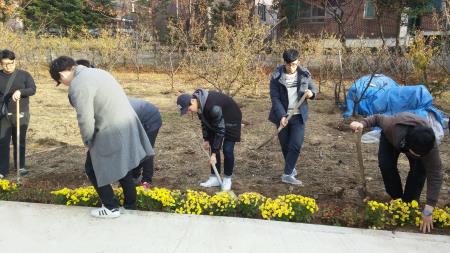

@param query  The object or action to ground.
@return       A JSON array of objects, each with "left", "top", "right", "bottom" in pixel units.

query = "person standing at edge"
[
  {"left": 269, "top": 49, "right": 317, "bottom": 185},
  {"left": 176, "top": 89, "right": 242, "bottom": 191},
  {"left": 350, "top": 112, "right": 443, "bottom": 233},
  {"left": 0, "top": 49, "right": 36, "bottom": 178},
  {"left": 49, "top": 56, "right": 154, "bottom": 218}
]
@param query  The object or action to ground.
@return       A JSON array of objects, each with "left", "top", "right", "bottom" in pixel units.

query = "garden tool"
[
  {"left": 256, "top": 90, "right": 308, "bottom": 150},
  {"left": 199, "top": 143, "right": 237, "bottom": 198},
  {"left": 16, "top": 101, "right": 24, "bottom": 184},
  {"left": 355, "top": 131, "right": 368, "bottom": 200}
]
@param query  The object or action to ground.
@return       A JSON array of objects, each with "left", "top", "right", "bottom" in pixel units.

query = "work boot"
[
  {"left": 200, "top": 176, "right": 220, "bottom": 188},
  {"left": 281, "top": 174, "right": 303, "bottom": 186},
  {"left": 221, "top": 176, "right": 232, "bottom": 191}
]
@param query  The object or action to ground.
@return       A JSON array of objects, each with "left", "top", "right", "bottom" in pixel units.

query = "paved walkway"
[{"left": 0, "top": 201, "right": 448, "bottom": 253}]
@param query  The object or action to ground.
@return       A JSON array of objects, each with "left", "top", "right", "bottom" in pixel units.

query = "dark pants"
[
  {"left": 0, "top": 113, "right": 29, "bottom": 175},
  {"left": 277, "top": 115, "right": 305, "bottom": 175},
  {"left": 208, "top": 138, "right": 235, "bottom": 177},
  {"left": 132, "top": 127, "right": 159, "bottom": 183},
  {"left": 378, "top": 133, "right": 426, "bottom": 202},
  {"left": 85, "top": 152, "right": 137, "bottom": 210}
]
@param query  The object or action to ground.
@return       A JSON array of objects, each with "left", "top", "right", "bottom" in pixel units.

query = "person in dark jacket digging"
[
  {"left": 269, "top": 49, "right": 317, "bottom": 185},
  {"left": 350, "top": 112, "right": 443, "bottom": 233},
  {"left": 176, "top": 89, "right": 242, "bottom": 191}
]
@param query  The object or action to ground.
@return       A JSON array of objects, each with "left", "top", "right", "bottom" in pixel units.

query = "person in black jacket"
[
  {"left": 177, "top": 89, "right": 242, "bottom": 191},
  {"left": 269, "top": 49, "right": 317, "bottom": 185},
  {"left": 0, "top": 49, "right": 36, "bottom": 178}
]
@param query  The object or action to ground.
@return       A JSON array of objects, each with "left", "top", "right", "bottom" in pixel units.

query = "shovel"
[
  {"left": 255, "top": 90, "right": 308, "bottom": 150},
  {"left": 16, "top": 101, "right": 23, "bottom": 184},
  {"left": 355, "top": 131, "right": 368, "bottom": 200}
]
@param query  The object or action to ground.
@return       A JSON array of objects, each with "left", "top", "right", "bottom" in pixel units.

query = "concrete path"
[{"left": 0, "top": 201, "right": 448, "bottom": 253}]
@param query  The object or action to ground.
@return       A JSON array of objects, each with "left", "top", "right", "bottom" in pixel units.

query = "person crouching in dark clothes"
[{"left": 350, "top": 112, "right": 442, "bottom": 233}]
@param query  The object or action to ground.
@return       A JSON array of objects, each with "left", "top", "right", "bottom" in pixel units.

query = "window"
[
  {"left": 431, "top": 0, "right": 443, "bottom": 11},
  {"left": 298, "top": 0, "right": 325, "bottom": 23},
  {"left": 258, "top": 4, "right": 267, "bottom": 22},
  {"left": 364, "top": 0, "right": 376, "bottom": 19}
]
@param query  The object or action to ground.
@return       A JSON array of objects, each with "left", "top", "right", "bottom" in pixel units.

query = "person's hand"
[
  {"left": 280, "top": 117, "right": 288, "bottom": 128},
  {"left": 305, "top": 89, "right": 314, "bottom": 99},
  {"left": 350, "top": 121, "right": 364, "bottom": 132},
  {"left": 202, "top": 141, "right": 210, "bottom": 150},
  {"left": 420, "top": 205, "right": 434, "bottom": 233},
  {"left": 12, "top": 90, "right": 21, "bottom": 102},
  {"left": 209, "top": 153, "right": 217, "bottom": 166}
]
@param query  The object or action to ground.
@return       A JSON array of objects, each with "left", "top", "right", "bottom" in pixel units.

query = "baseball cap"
[{"left": 176, "top": 93, "right": 192, "bottom": 115}]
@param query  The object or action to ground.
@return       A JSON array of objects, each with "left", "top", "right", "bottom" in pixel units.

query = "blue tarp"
[{"left": 343, "top": 74, "right": 447, "bottom": 129}]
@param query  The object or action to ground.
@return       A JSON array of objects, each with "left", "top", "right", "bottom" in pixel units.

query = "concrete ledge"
[{"left": 0, "top": 201, "right": 448, "bottom": 253}]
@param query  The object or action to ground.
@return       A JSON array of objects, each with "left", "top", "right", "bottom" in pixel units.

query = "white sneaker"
[
  {"left": 290, "top": 168, "right": 298, "bottom": 177},
  {"left": 200, "top": 176, "right": 221, "bottom": 188},
  {"left": 90, "top": 205, "right": 121, "bottom": 218},
  {"left": 221, "top": 177, "right": 232, "bottom": 191},
  {"left": 0, "top": 173, "right": 4, "bottom": 179},
  {"left": 281, "top": 174, "right": 303, "bottom": 185}
]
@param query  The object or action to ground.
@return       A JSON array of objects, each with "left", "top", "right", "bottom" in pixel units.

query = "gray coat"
[{"left": 69, "top": 66, "right": 154, "bottom": 187}]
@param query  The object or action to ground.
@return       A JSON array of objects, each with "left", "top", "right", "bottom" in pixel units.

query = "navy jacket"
[
  {"left": 128, "top": 97, "right": 162, "bottom": 133},
  {"left": 268, "top": 65, "right": 317, "bottom": 125}
]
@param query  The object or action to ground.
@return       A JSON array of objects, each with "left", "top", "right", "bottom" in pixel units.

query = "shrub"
[
  {"left": 0, "top": 179, "right": 17, "bottom": 200},
  {"left": 51, "top": 186, "right": 99, "bottom": 206},
  {"left": 136, "top": 186, "right": 181, "bottom": 212},
  {"left": 260, "top": 194, "right": 319, "bottom": 222},
  {"left": 237, "top": 192, "right": 266, "bottom": 218},
  {"left": 175, "top": 190, "right": 211, "bottom": 215},
  {"left": 208, "top": 191, "right": 237, "bottom": 216}
]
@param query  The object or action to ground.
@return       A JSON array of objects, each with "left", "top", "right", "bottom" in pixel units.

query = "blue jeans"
[
  {"left": 208, "top": 138, "right": 235, "bottom": 177},
  {"left": 277, "top": 115, "right": 305, "bottom": 175}
]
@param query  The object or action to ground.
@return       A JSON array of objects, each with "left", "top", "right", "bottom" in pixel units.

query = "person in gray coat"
[
  {"left": 74, "top": 60, "right": 162, "bottom": 187},
  {"left": 49, "top": 56, "right": 154, "bottom": 218}
]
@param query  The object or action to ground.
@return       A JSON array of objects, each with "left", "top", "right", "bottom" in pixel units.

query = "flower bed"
[
  {"left": 366, "top": 199, "right": 450, "bottom": 229},
  {"left": 1, "top": 179, "right": 449, "bottom": 231}
]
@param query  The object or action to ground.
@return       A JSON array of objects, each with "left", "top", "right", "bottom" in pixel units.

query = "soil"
[{"left": 3, "top": 72, "right": 449, "bottom": 232}]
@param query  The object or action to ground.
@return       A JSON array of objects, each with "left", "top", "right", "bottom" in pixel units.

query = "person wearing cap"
[
  {"left": 269, "top": 49, "right": 317, "bottom": 186},
  {"left": 75, "top": 59, "right": 161, "bottom": 188},
  {"left": 0, "top": 49, "right": 36, "bottom": 179},
  {"left": 49, "top": 56, "right": 154, "bottom": 218},
  {"left": 350, "top": 112, "right": 443, "bottom": 233},
  {"left": 176, "top": 89, "right": 242, "bottom": 191}
]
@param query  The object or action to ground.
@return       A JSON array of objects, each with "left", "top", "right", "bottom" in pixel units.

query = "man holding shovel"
[
  {"left": 349, "top": 112, "right": 443, "bottom": 233},
  {"left": 0, "top": 49, "right": 36, "bottom": 179},
  {"left": 269, "top": 49, "right": 317, "bottom": 185},
  {"left": 177, "top": 89, "right": 242, "bottom": 191}
]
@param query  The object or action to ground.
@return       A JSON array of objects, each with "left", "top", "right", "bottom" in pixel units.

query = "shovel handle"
[
  {"left": 200, "top": 143, "right": 223, "bottom": 186},
  {"left": 16, "top": 101, "right": 20, "bottom": 182}
]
